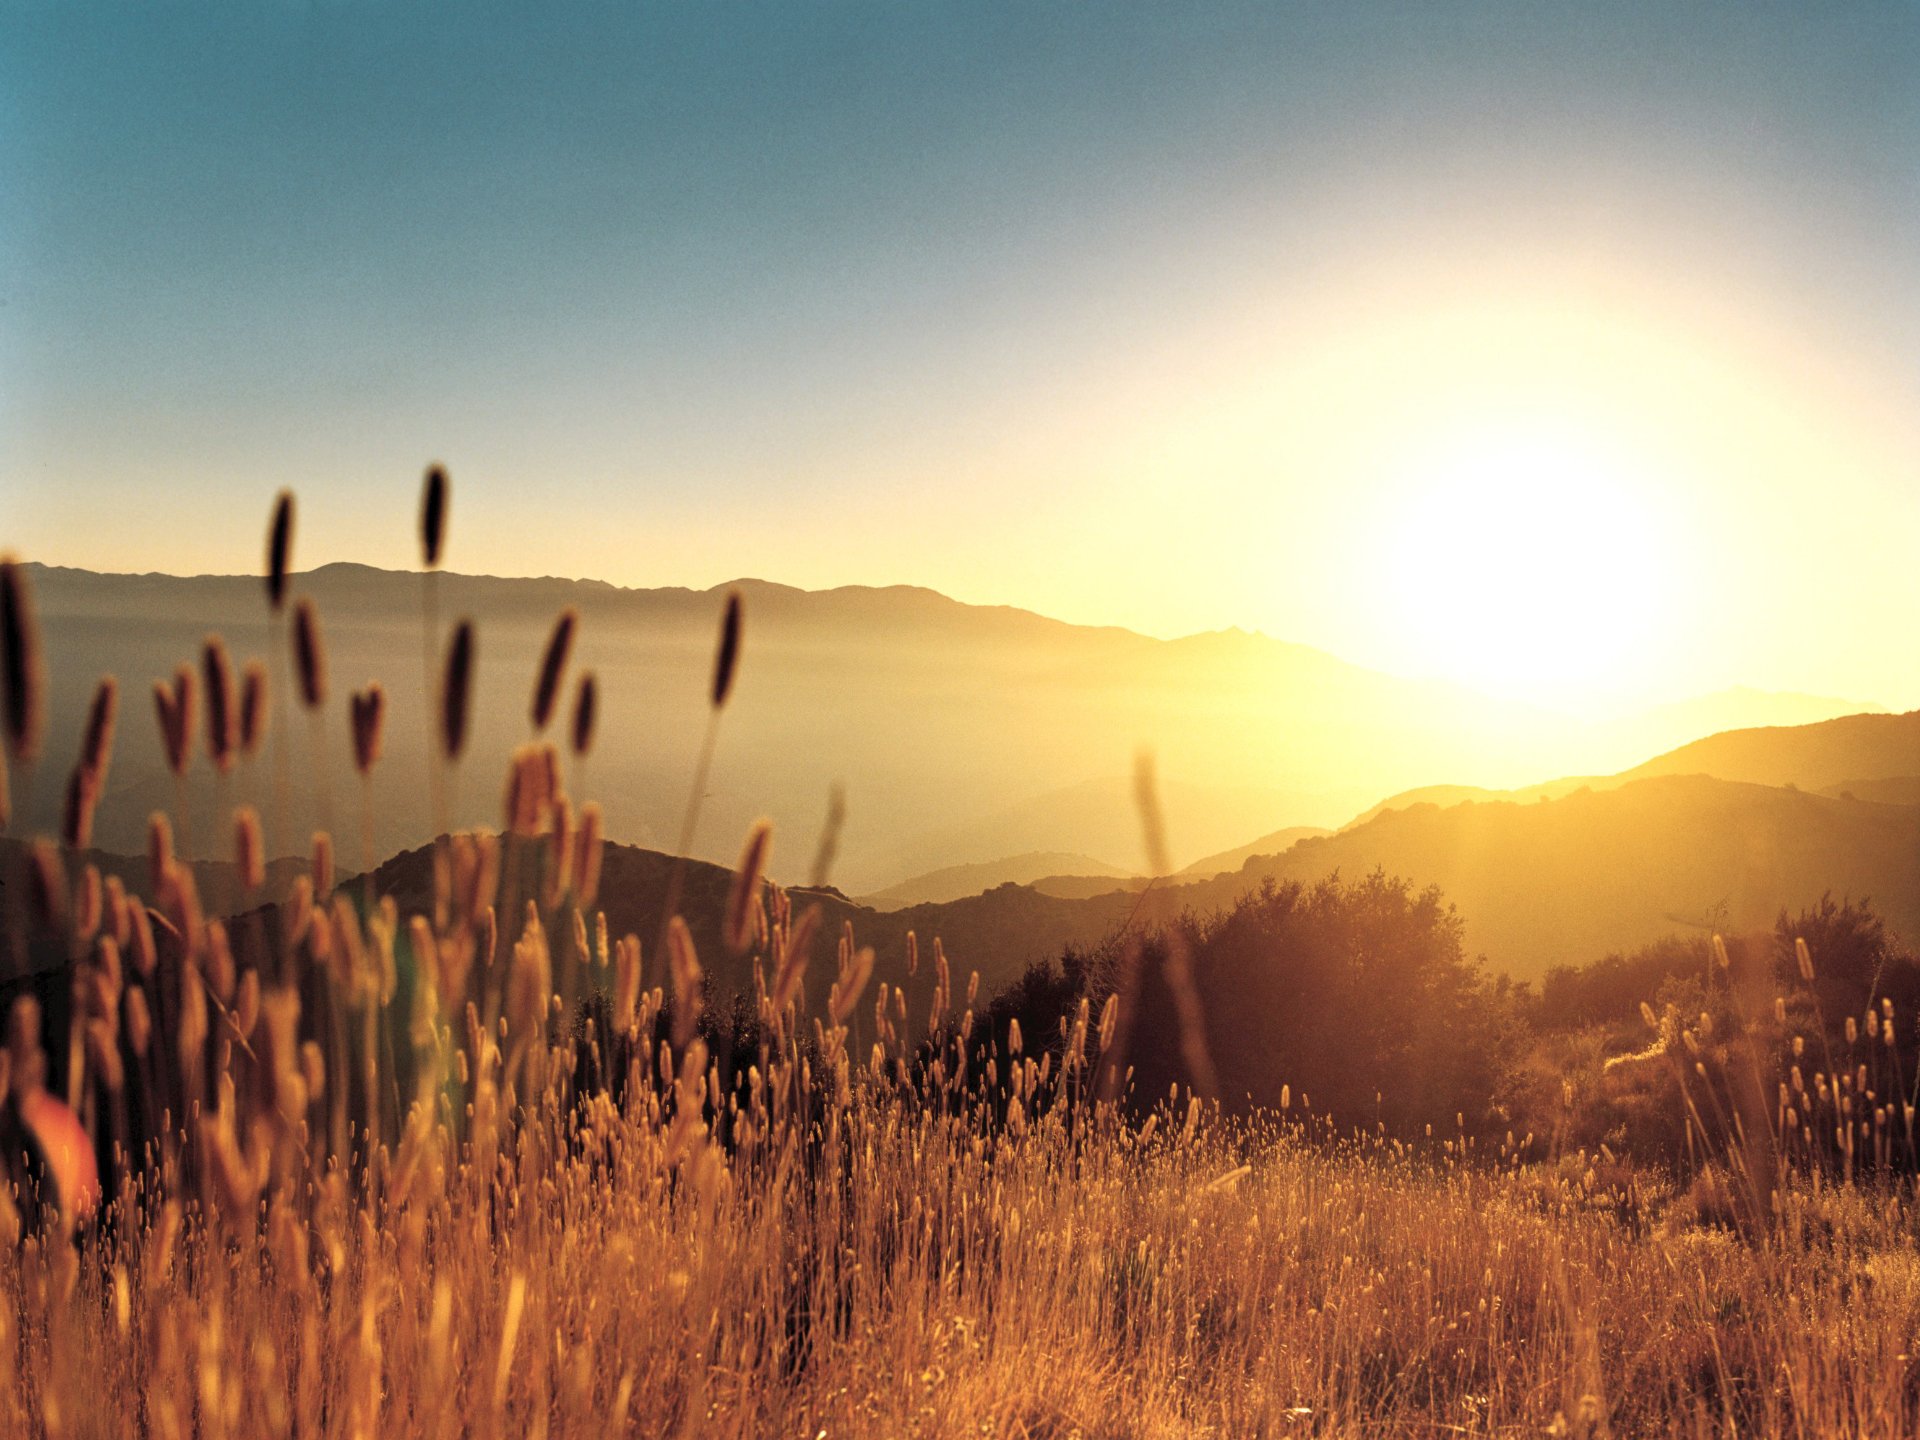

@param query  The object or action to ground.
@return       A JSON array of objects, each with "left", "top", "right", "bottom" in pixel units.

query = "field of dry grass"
[
  {"left": 3, "top": 482, "right": 1919, "bottom": 1438},
  {"left": 8, "top": 1084, "right": 1920, "bottom": 1438}
]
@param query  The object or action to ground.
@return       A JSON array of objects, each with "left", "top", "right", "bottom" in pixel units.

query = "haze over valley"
[{"left": 15, "top": 561, "right": 1882, "bottom": 904}]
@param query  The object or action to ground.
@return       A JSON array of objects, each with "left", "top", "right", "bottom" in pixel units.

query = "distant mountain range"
[{"left": 5, "top": 562, "right": 1882, "bottom": 897}]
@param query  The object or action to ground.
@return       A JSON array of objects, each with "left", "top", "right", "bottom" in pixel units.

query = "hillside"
[
  {"left": 1624, "top": 709, "right": 1920, "bottom": 791},
  {"left": 351, "top": 837, "right": 1142, "bottom": 1021},
  {"left": 1204, "top": 775, "right": 1920, "bottom": 978},
  {"left": 14, "top": 765, "right": 1917, "bottom": 1002}
]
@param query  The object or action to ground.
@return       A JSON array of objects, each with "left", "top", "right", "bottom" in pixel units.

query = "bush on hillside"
[{"left": 987, "top": 871, "right": 1527, "bottom": 1135}]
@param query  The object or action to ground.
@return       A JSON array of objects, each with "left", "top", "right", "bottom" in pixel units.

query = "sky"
[{"left": 3, "top": 1, "right": 1917, "bottom": 714}]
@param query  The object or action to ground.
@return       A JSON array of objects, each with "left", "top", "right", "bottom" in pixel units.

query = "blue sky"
[{"left": 3, "top": 2, "right": 1917, "bottom": 706}]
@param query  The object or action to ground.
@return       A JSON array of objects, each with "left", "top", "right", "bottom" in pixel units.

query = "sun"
[{"left": 1382, "top": 418, "right": 1677, "bottom": 710}]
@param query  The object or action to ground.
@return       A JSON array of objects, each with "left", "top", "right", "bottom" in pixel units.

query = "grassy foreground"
[{"left": 7, "top": 1083, "right": 1920, "bottom": 1439}]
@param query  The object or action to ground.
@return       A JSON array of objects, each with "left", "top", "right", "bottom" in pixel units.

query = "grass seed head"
[
  {"left": 570, "top": 671, "right": 597, "bottom": 757},
  {"left": 311, "top": 830, "right": 334, "bottom": 896},
  {"left": 420, "top": 463, "right": 449, "bottom": 569},
  {"left": 532, "top": 608, "right": 577, "bottom": 732},
  {"left": 711, "top": 589, "right": 742, "bottom": 708},
  {"left": 772, "top": 903, "right": 819, "bottom": 1014},
  {"left": 61, "top": 763, "right": 97, "bottom": 849},
  {"left": 725, "top": 819, "right": 772, "bottom": 955},
  {"left": 202, "top": 635, "right": 236, "bottom": 772},
  {"left": 234, "top": 805, "right": 265, "bottom": 891},
  {"left": 440, "top": 619, "right": 474, "bottom": 761},
  {"left": 238, "top": 661, "right": 268, "bottom": 758},
  {"left": 292, "top": 599, "right": 327, "bottom": 710},
  {"left": 81, "top": 675, "right": 118, "bottom": 785},
  {"left": 154, "top": 665, "right": 196, "bottom": 777},
  {"left": 667, "top": 916, "right": 703, "bottom": 1050},
  {"left": 0, "top": 555, "right": 46, "bottom": 763},
  {"left": 350, "top": 683, "right": 386, "bottom": 777},
  {"left": 265, "top": 491, "right": 294, "bottom": 612},
  {"left": 574, "top": 801, "right": 603, "bottom": 910}
]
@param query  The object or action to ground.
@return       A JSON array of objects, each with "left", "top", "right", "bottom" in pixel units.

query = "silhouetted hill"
[
  {"left": 1623, "top": 710, "right": 1920, "bottom": 791},
  {"left": 349, "top": 837, "right": 1143, "bottom": 1022},
  {"left": 862, "top": 852, "right": 1128, "bottom": 909},
  {"left": 0, "top": 835, "right": 313, "bottom": 980}
]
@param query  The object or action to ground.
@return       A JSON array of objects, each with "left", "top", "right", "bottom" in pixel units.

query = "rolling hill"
[
  {"left": 1187, "top": 775, "right": 1920, "bottom": 979},
  {"left": 1622, "top": 709, "right": 1920, "bottom": 792}
]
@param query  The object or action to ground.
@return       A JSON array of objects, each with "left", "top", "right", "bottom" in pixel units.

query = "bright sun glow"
[{"left": 1384, "top": 420, "right": 1675, "bottom": 710}]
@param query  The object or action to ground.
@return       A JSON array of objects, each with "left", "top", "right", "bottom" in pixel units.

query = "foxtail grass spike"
[
  {"left": 238, "top": 660, "right": 267, "bottom": 758},
  {"left": 667, "top": 915, "right": 703, "bottom": 1051},
  {"left": 202, "top": 635, "right": 235, "bottom": 773},
  {"left": 571, "top": 672, "right": 597, "bottom": 757},
  {"left": 80, "top": 676, "right": 118, "bottom": 786},
  {"left": 1, "top": 555, "right": 46, "bottom": 763},
  {"left": 154, "top": 665, "right": 196, "bottom": 778},
  {"left": 350, "top": 683, "right": 386, "bottom": 776},
  {"left": 421, "top": 463, "right": 449, "bottom": 569},
  {"left": 532, "top": 608, "right": 577, "bottom": 732},
  {"left": 234, "top": 805, "right": 264, "bottom": 891},
  {"left": 266, "top": 491, "right": 293, "bottom": 612},
  {"left": 711, "top": 589, "right": 742, "bottom": 708},
  {"left": 725, "top": 820, "right": 772, "bottom": 955},
  {"left": 441, "top": 619, "right": 474, "bottom": 760},
  {"left": 575, "top": 801, "right": 604, "bottom": 910},
  {"left": 62, "top": 764, "right": 96, "bottom": 849},
  {"left": 292, "top": 598, "right": 326, "bottom": 709},
  {"left": 810, "top": 783, "right": 846, "bottom": 889},
  {"left": 311, "top": 831, "right": 334, "bottom": 896}
]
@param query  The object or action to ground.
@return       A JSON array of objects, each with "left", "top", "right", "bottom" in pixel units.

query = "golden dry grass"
[{"left": 6, "top": 1095, "right": 1920, "bottom": 1437}]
